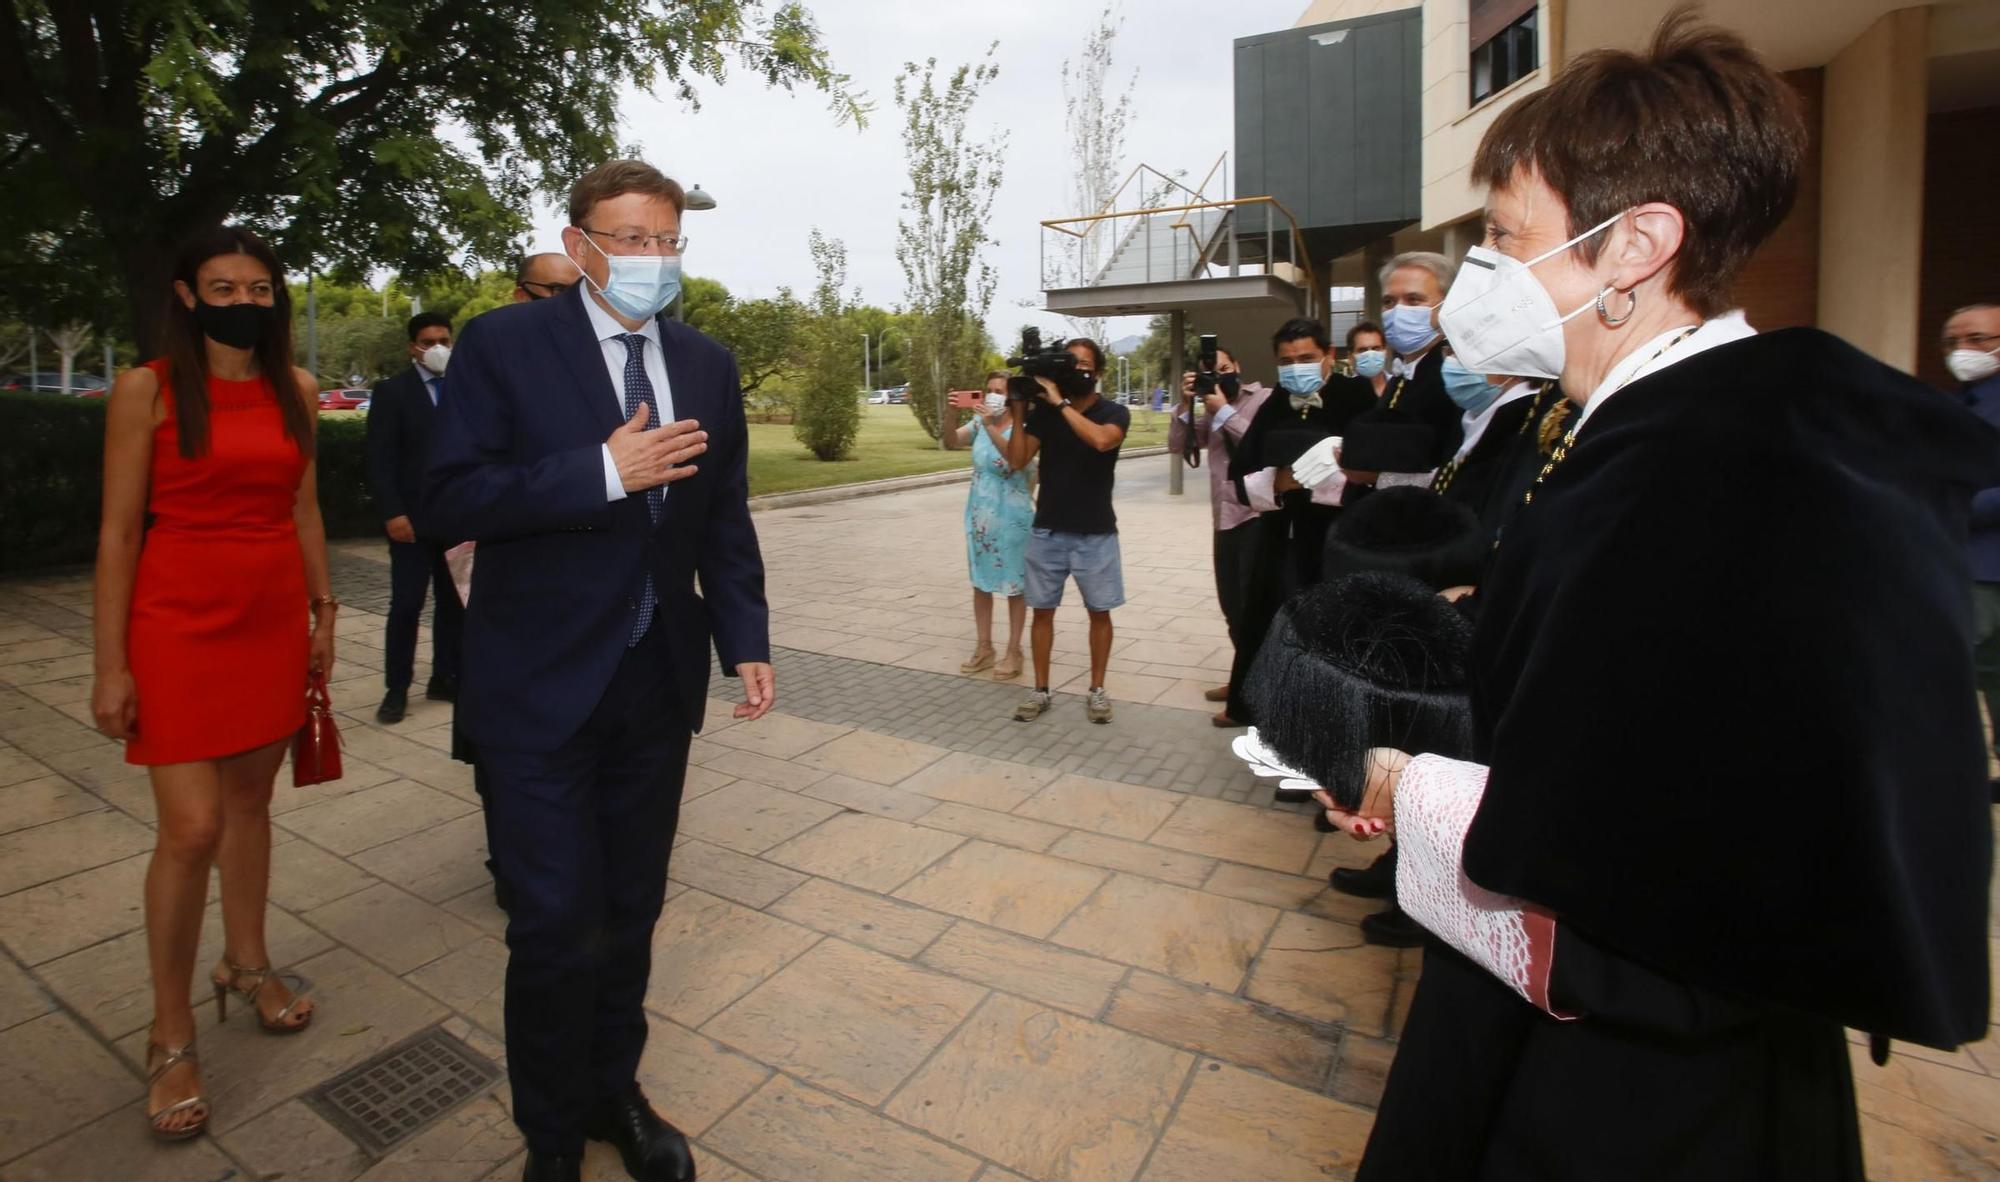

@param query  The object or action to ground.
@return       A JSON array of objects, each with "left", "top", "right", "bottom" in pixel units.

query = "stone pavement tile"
[
  {"left": 887, "top": 994, "right": 1192, "bottom": 1182},
  {"left": 703, "top": 938, "right": 985, "bottom": 1105},
  {"left": 405, "top": 935, "right": 508, "bottom": 1036},
  {"left": 682, "top": 764, "right": 736, "bottom": 803},
  {"left": 800, "top": 773, "right": 941, "bottom": 822},
  {"left": 0, "top": 851, "right": 149, "bottom": 965},
  {"left": 1330, "top": 1032, "right": 1397, "bottom": 1111},
  {"left": 895, "top": 751, "right": 1061, "bottom": 811},
  {"left": 644, "top": 889, "right": 822, "bottom": 1026},
  {"left": 268, "top": 834, "right": 380, "bottom": 912},
  {"left": 0, "top": 1010, "right": 143, "bottom": 1161},
  {"left": 276, "top": 779, "right": 477, "bottom": 857},
  {"left": 1138, "top": 1060, "right": 1375, "bottom": 1182},
  {"left": 442, "top": 882, "right": 510, "bottom": 940},
  {"left": 919, "top": 921, "right": 1128, "bottom": 1018},
  {"left": 350, "top": 811, "right": 492, "bottom": 903},
  {"left": 348, "top": 1094, "right": 519, "bottom": 1182},
  {"left": 916, "top": 801, "right": 1068, "bottom": 853},
  {"left": 1105, "top": 972, "right": 1337, "bottom": 1090},
  {"left": 0, "top": 745, "right": 53, "bottom": 788},
  {"left": 893, "top": 643, "right": 986, "bottom": 677},
  {"left": 304, "top": 881, "right": 482, "bottom": 975},
  {"left": 677, "top": 781, "right": 844, "bottom": 856},
  {"left": 1147, "top": 796, "right": 1320, "bottom": 875},
  {"left": 1014, "top": 774, "right": 1181, "bottom": 841},
  {"left": 1, "top": 716, "right": 104, "bottom": 758},
  {"left": 0, "top": 807, "right": 155, "bottom": 896},
  {"left": 704, "top": 712, "right": 853, "bottom": 760},
  {"left": 895, "top": 841, "right": 1109, "bottom": 939},
  {"left": 635, "top": 1020, "right": 772, "bottom": 1138},
  {"left": 1307, "top": 832, "right": 1385, "bottom": 877},
  {"left": 706, "top": 1075, "right": 982, "bottom": 1182},
  {"left": 1857, "top": 1076, "right": 2000, "bottom": 1180},
  {"left": 1149, "top": 678, "right": 1223, "bottom": 714},
  {"left": 2, "top": 1104, "right": 241, "bottom": 1181},
  {"left": 767, "top": 878, "right": 954, "bottom": 958},
  {"left": 668, "top": 838, "right": 808, "bottom": 909},
  {"left": 1054, "top": 669, "right": 1180, "bottom": 705},
  {"left": 1046, "top": 831, "right": 1214, "bottom": 888},
  {"left": 38, "top": 899, "right": 330, "bottom": 1041},
  {"left": 690, "top": 746, "right": 831, "bottom": 792},
  {"left": 825, "top": 634, "right": 933, "bottom": 665},
  {"left": 0, "top": 953, "right": 52, "bottom": 1032},
  {"left": 1121, "top": 640, "right": 1223, "bottom": 670},
  {"left": 763, "top": 812, "right": 966, "bottom": 893},
  {"left": 1052, "top": 874, "right": 1278, "bottom": 992},
  {"left": 0, "top": 774, "right": 102, "bottom": 836},
  {"left": 1852, "top": 1042, "right": 2000, "bottom": 1141},
  {"left": 1199, "top": 862, "right": 1381, "bottom": 925},
  {"left": 1244, "top": 913, "right": 1401, "bottom": 1033},
  {"left": 797, "top": 731, "right": 950, "bottom": 785},
  {"left": 267, "top": 756, "right": 405, "bottom": 816},
  {"left": 700, "top": 697, "right": 745, "bottom": 734}
]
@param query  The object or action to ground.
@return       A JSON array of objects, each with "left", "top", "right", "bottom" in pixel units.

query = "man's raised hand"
[{"left": 607, "top": 402, "right": 707, "bottom": 493}]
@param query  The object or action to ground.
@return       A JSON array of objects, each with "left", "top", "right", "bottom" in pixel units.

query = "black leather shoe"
[
  {"left": 521, "top": 1152, "right": 582, "bottom": 1182},
  {"left": 1360, "top": 906, "right": 1426, "bottom": 949},
  {"left": 1330, "top": 850, "right": 1395, "bottom": 899},
  {"left": 376, "top": 687, "right": 407, "bottom": 724},
  {"left": 586, "top": 1088, "right": 695, "bottom": 1182},
  {"left": 425, "top": 676, "right": 458, "bottom": 703}
]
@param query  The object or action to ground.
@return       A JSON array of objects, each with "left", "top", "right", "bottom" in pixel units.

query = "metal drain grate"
[{"left": 304, "top": 1025, "right": 504, "bottom": 1155}]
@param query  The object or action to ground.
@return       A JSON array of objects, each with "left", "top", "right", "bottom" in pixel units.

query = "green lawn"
[{"left": 746, "top": 402, "right": 1173, "bottom": 497}]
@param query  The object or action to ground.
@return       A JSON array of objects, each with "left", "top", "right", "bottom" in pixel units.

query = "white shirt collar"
[
  {"left": 1453, "top": 378, "right": 1538, "bottom": 463},
  {"left": 1575, "top": 310, "right": 1757, "bottom": 429},
  {"left": 581, "top": 290, "right": 663, "bottom": 351}
]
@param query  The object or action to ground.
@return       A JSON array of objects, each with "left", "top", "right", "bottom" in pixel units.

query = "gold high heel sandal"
[
  {"left": 959, "top": 646, "right": 996, "bottom": 674},
  {"left": 992, "top": 649, "right": 1024, "bottom": 680},
  {"left": 145, "top": 1039, "right": 209, "bottom": 1141},
  {"left": 211, "top": 961, "right": 314, "bottom": 1033}
]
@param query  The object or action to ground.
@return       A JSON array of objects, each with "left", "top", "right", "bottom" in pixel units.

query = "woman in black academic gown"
[{"left": 1321, "top": 13, "right": 2000, "bottom": 1181}]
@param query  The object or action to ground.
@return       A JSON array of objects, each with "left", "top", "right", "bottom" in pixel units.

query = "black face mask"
[{"left": 192, "top": 300, "right": 273, "bottom": 349}]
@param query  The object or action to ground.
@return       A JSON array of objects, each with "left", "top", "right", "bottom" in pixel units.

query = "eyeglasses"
[
  {"left": 522, "top": 280, "right": 573, "bottom": 298},
  {"left": 581, "top": 227, "right": 689, "bottom": 255},
  {"left": 1943, "top": 332, "right": 1999, "bottom": 351}
]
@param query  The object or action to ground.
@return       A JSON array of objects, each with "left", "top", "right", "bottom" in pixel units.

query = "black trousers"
[
  {"left": 1213, "top": 523, "right": 1254, "bottom": 654},
  {"left": 384, "top": 538, "right": 463, "bottom": 691},
  {"left": 1226, "top": 504, "right": 1338, "bottom": 722},
  {"left": 481, "top": 626, "right": 690, "bottom": 1156}
]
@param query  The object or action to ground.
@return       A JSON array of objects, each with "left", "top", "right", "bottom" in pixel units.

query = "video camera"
[{"left": 1005, "top": 327, "right": 1095, "bottom": 403}]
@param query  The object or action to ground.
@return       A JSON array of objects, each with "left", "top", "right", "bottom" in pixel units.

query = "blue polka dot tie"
[{"left": 619, "top": 334, "right": 660, "bottom": 646}]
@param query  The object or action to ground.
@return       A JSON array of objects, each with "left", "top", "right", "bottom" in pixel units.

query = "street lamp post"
[
  {"left": 672, "top": 184, "right": 717, "bottom": 323},
  {"left": 861, "top": 333, "right": 872, "bottom": 394}
]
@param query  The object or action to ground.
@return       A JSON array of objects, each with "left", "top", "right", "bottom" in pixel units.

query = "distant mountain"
[{"left": 1106, "top": 334, "right": 1145, "bottom": 357}]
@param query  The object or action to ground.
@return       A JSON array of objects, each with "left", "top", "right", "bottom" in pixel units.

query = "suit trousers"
[
  {"left": 481, "top": 625, "right": 690, "bottom": 1156},
  {"left": 384, "top": 539, "right": 463, "bottom": 690},
  {"left": 1213, "top": 523, "right": 1254, "bottom": 651}
]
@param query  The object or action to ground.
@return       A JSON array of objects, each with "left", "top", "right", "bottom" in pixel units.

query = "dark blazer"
[
  {"left": 422, "top": 284, "right": 768, "bottom": 751},
  {"left": 364, "top": 366, "right": 440, "bottom": 528}
]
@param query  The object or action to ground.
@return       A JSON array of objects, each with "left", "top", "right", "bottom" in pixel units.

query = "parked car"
[
  {"left": 318, "top": 387, "right": 371, "bottom": 411},
  {"left": 866, "top": 390, "right": 890, "bottom": 405},
  {"left": 1, "top": 371, "right": 109, "bottom": 396},
  {"left": 885, "top": 385, "right": 908, "bottom": 404}
]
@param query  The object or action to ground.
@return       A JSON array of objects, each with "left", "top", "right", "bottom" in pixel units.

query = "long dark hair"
[{"left": 160, "top": 226, "right": 311, "bottom": 459}]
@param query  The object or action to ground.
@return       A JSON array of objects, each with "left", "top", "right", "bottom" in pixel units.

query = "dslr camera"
[
  {"left": 1006, "top": 327, "right": 1095, "bottom": 403},
  {"left": 1190, "top": 333, "right": 1240, "bottom": 402}
]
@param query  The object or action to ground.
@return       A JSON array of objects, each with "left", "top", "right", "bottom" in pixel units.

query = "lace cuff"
[
  {"left": 1394, "top": 754, "right": 1569, "bottom": 1019},
  {"left": 1243, "top": 468, "right": 1281, "bottom": 513}
]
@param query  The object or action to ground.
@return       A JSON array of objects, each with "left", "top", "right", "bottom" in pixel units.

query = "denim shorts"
[{"left": 1025, "top": 529, "right": 1125, "bottom": 612}]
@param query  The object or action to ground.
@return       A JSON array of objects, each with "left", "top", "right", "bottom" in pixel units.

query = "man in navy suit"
[
  {"left": 365, "top": 311, "right": 464, "bottom": 723},
  {"left": 425, "top": 160, "right": 773, "bottom": 1182}
]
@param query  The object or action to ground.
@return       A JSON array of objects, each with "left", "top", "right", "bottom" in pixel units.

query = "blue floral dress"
[{"left": 965, "top": 422, "right": 1033, "bottom": 595}]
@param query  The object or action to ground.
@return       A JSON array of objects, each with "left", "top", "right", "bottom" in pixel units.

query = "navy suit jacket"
[
  {"left": 364, "top": 367, "right": 439, "bottom": 529},
  {"left": 423, "top": 284, "right": 768, "bottom": 752}
]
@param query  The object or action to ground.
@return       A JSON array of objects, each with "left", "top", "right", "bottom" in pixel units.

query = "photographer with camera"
[
  {"left": 1003, "top": 334, "right": 1128, "bottom": 724},
  {"left": 1168, "top": 339, "right": 1271, "bottom": 715}
]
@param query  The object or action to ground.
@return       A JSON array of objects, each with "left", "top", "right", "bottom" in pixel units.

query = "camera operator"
[
  {"left": 1168, "top": 345, "right": 1271, "bottom": 719},
  {"left": 1003, "top": 337, "right": 1129, "bottom": 725}
]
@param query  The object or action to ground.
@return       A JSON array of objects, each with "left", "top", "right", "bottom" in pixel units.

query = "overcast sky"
[{"left": 521, "top": 0, "right": 1308, "bottom": 356}]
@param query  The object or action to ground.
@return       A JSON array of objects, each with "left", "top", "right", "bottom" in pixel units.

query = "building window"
[{"left": 1470, "top": 3, "right": 1538, "bottom": 105}]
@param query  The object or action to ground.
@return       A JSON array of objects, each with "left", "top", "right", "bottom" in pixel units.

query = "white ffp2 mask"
[{"left": 1438, "top": 210, "right": 1627, "bottom": 380}]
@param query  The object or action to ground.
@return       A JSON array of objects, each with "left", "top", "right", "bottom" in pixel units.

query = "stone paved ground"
[{"left": 0, "top": 456, "right": 1995, "bottom": 1180}]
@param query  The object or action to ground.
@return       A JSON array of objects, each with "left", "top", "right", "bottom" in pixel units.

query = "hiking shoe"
[
  {"left": 1014, "top": 689, "right": 1053, "bottom": 722},
  {"left": 1086, "top": 687, "right": 1114, "bottom": 724}
]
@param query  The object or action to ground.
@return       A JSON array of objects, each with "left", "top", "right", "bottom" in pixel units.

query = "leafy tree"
[
  {"left": 1061, "top": 3, "right": 1134, "bottom": 345},
  {"left": 708, "top": 295, "right": 805, "bottom": 398},
  {"left": 893, "top": 51, "right": 1003, "bottom": 442},
  {"left": 315, "top": 317, "right": 409, "bottom": 386},
  {"left": 0, "top": 1, "right": 862, "bottom": 349},
  {"left": 792, "top": 230, "right": 861, "bottom": 461},
  {"left": 679, "top": 276, "right": 734, "bottom": 335}
]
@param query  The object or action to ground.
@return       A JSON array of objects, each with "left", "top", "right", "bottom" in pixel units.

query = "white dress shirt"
[
  {"left": 582, "top": 292, "right": 676, "bottom": 503},
  {"left": 1575, "top": 310, "right": 1756, "bottom": 431}
]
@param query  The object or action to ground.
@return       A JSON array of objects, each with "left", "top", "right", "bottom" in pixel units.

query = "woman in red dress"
[{"left": 92, "top": 227, "right": 336, "bottom": 1141}]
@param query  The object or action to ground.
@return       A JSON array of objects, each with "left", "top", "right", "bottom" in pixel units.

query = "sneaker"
[
  {"left": 1014, "top": 689, "right": 1053, "bottom": 722},
  {"left": 1086, "top": 687, "right": 1114, "bottom": 724}
]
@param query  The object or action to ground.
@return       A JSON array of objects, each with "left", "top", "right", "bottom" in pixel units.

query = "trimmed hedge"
[{"left": 0, "top": 392, "right": 380, "bottom": 574}]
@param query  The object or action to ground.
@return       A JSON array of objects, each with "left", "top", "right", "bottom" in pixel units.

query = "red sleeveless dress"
[{"left": 125, "top": 360, "right": 311, "bottom": 765}]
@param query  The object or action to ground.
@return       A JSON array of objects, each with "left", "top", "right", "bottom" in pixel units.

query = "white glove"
[
  {"left": 1230, "top": 728, "right": 1323, "bottom": 798},
  {"left": 1289, "top": 436, "right": 1344, "bottom": 490}
]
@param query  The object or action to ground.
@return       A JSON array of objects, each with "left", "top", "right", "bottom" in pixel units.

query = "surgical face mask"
[
  {"left": 192, "top": 300, "right": 272, "bottom": 350},
  {"left": 419, "top": 343, "right": 451, "bottom": 375},
  {"left": 1440, "top": 355, "right": 1502, "bottom": 414},
  {"left": 1438, "top": 209, "right": 1628, "bottom": 380},
  {"left": 1383, "top": 303, "right": 1439, "bottom": 356},
  {"left": 984, "top": 391, "right": 1007, "bottom": 414},
  {"left": 1277, "top": 361, "right": 1325, "bottom": 397},
  {"left": 579, "top": 233, "right": 683, "bottom": 321},
  {"left": 1352, "top": 349, "right": 1386, "bottom": 378},
  {"left": 1946, "top": 346, "right": 2000, "bottom": 384}
]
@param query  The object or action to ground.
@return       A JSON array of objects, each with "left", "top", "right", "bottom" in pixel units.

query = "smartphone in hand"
[{"left": 947, "top": 389, "right": 983, "bottom": 410}]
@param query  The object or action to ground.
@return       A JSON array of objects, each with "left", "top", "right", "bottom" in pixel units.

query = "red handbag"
[{"left": 293, "top": 669, "right": 344, "bottom": 786}]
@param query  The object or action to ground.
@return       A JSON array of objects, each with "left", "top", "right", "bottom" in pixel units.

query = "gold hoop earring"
[{"left": 1597, "top": 288, "right": 1637, "bottom": 327}]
